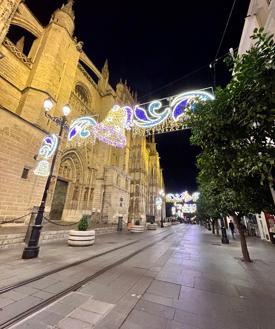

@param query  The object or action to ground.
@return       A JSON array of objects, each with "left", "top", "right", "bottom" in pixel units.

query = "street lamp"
[
  {"left": 157, "top": 190, "right": 165, "bottom": 228},
  {"left": 22, "top": 99, "right": 71, "bottom": 259}
]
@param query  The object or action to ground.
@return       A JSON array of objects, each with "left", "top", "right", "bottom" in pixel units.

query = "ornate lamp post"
[{"left": 22, "top": 99, "right": 71, "bottom": 259}]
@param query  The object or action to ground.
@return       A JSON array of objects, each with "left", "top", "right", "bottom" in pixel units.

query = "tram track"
[
  {"left": 0, "top": 230, "right": 175, "bottom": 329},
  {"left": 0, "top": 229, "right": 169, "bottom": 295}
]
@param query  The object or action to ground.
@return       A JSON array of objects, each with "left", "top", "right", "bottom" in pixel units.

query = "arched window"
[{"left": 75, "top": 83, "right": 91, "bottom": 106}]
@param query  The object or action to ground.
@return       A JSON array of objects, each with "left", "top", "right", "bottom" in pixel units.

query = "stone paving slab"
[{"left": 4, "top": 225, "right": 275, "bottom": 329}]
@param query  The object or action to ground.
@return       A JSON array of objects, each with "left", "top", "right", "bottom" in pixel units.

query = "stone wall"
[{"left": 0, "top": 108, "right": 47, "bottom": 221}]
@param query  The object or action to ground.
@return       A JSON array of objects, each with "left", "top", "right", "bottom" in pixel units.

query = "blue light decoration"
[
  {"left": 133, "top": 89, "right": 214, "bottom": 130},
  {"left": 34, "top": 134, "right": 58, "bottom": 176},
  {"left": 68, "top": 116, "right": 97, "bottom": 141},
  {"left": 134, "top": 100, "right": 171, "bottom": 128},
  {"left": 171, "top": 90, "right": 214, "bottom": 121}
]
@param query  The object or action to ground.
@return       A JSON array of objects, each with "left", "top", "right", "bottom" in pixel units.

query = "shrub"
[
  {"left": 78, "top": 215, "right": 89, "bottom": 231},
  {"left": 134, "top": 219, "right": 140, "bottom": 225}
]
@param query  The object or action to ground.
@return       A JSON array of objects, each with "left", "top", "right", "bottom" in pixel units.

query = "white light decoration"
[
  {"left": 34, "top": 160, "right": 50, "bottom": 177},
  {"left": 182, "top": 203, "right": 197, "bottom": 214},
  {"left": 155, "top": 196, "right": 163, "bottom": 210},
  {"left": 34, "top": 134, "right": 58, "bottom": 177},
  {"left": 166, "top": 191, "right": 200, "bottom": 203},
  {"left": 171, "top": 206, "right": 176, "bottom": 215}
]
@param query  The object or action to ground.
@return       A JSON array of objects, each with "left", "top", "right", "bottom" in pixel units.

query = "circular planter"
[
  {"left": 163, "top": 222, "right": 172, "bottom": 227},
  {"left": 130, "top": 225, "right": 145, "bottom": 233},
  {"left": 147, "top": 223, "right": 157, "bottom": 230},
  {"left": 68, "top": 230, "right": 95, "bottom": 246}
]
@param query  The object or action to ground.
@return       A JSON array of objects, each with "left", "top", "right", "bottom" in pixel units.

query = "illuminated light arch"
[{"left": 66, "top": 88, "right": 214, "bottom": 148}]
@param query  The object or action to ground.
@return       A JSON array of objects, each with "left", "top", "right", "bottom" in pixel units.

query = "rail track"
[{"left": 0, "top": 229, "right": 176, "bottom": 329}]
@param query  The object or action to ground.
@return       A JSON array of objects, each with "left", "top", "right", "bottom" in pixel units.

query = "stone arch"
[
  {"left": 59, "top": 150, "right": 85, "bottom": 184},
  {"left": 11, "top": 3, "right": 43, "bottom": 38},
  {"left": 74, "top": 82, "right": 92, "bottom": 107}
]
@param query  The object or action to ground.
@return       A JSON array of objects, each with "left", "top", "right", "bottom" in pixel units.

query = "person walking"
[{"left": 229, "top": 220, "right": 235, "bottom": 239}]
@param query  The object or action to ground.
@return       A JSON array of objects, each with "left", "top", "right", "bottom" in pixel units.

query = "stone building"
[
  {"left": 238, "top": 0, "right": 275, "bottom": 242},
  {"left": 0, "top": 0, "right": 164, "bottom": 226}
]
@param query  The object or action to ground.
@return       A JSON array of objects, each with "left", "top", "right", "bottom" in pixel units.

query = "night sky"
[{"left": 23, "top": 0, "right": 250, "bottom": 193}]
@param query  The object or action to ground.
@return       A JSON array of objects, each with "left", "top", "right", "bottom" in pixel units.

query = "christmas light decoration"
[
  {"left": 34, "top": 134, "right": 58, "bottom": 176},
  {"left": 171, "top": 90, "right": 214, "bottom": 121},
  {"left": 166, "top": 191, "right": 200, "bottom": 203},
  {"left": 68, "top": 116, "right": 97, "bottom": 141},
  {"left": 92, "top": 105, "right": 132, "bottom": 148},
  {"left": 132, "top": 89, "right": 214, "bottom": 132},
  {"left": 155, "top": 196, "right": 163, "bottom": 210},
  {"left": 134, "top": 101, "right": 171, "bottom": 129}
]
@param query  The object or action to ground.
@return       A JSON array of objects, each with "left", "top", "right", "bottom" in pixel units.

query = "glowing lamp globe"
[
  {"left": 43, "top": 98, "right": 54, "bottom": 112},
  {"left": 62, "top": 104, "right": 71, "bottom": 116}
]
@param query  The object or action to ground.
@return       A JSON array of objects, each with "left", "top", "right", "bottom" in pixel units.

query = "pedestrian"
[{"left": 229, "top": 220, "right": 235, "bottom": 239}]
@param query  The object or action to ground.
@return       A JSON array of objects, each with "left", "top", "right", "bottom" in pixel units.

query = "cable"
[
  {"left": 214, "top": 0, "right": 238, "bottom": 61},
  {"left": 138, "top": 64, "right": 209, "bottom": 102}
]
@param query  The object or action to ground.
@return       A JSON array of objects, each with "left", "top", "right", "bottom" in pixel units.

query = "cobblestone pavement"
[{"left": 1, "top": 225, "right": 274, "bottom": 329}]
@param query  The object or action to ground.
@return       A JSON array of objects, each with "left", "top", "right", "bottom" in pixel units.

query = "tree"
[{"left": 188, "top": 29, "right": 275, "bottom": 262}]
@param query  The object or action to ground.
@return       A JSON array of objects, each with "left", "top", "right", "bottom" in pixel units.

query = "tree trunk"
[
  {"left": 269, "top": 182, "right": 275, "bottom": 205},
  {"left": 216, "top": 220, "right": 220, "bottom": 236},
  {"left": 211, "top": 220, "right": 215, "bottom": 234},
  {"left": 233, "top": 215, "right": 252, "bottom": 262}
]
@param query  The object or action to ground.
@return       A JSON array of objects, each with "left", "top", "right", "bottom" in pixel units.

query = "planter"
[
  {"left": 163, "top": 222, "right": 172, "bottom": 227},
  {"left": 147, "top": 223, "right": 157, "bottom": 230},
  {"left": 171, "top": 221, "right": 180, "bottom": 225},
  {"left": 130, "top": 225, "right": 145, "bottom": 233},
  {"left": 68, "top": 230, "right": 95, "bottom": 246}
]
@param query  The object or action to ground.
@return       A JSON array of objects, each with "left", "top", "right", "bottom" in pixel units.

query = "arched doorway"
[{"left": 50, "top": 150, "right": 84, "bottom": 220}]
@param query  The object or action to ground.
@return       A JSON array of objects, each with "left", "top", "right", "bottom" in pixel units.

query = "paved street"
[{"left": 0, "top": 225, "right": 275, "bottom": 329}]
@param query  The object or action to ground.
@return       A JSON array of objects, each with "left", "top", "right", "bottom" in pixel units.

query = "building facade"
[
  {"left": 238, "top": 0, "right": 275, "bottom": 242},
  {"left": 0, "top": 1, "right": 165, "bottom": 226}
]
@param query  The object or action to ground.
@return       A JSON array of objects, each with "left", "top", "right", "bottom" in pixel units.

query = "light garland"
[
  {"left": 166, "top": 191, "right": 200, "bottom": 203},
  {"left": 66, "top": 89, "right": 214, "bottom": 147},
  {"left": 34, "top": 134, "right": 58, "bottom": 177}
]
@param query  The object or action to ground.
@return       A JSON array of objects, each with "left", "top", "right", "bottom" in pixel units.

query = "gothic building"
[{"left": 0, "top": 1, "right": 165, "bottom": 226}]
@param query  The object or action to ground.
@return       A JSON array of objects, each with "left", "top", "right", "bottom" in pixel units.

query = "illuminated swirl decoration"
[
  {"left": 133, "top": 90, "right": 214, "bottom": 130},
  {"left": 68, "top": 116, "right": 97, "bottom": 141},
  {"left": 39, "top": 134, "right": 58, "bottom": 159},
  {"left": 34, "top": 134, "right": 58, "bottom": 177},
  {"left": 171, "top": 90, "right": 214, "bottom": 122},
  {"left": 134, "top": 101, "right": 171, "bottom": 128},
  {"left": 92, "top": 105, "right": 133, "bottom": 148},
  {"left": 166, "top": 191, "right": 200, "bottom": 203}
]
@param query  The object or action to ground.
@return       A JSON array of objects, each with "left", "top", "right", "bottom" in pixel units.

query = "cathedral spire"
[
  {"left": 102, "top": 59, "right": 109, "bottom": 80},
  {"left": 62, "top": 0, "right": 75, "bottom": 19}
]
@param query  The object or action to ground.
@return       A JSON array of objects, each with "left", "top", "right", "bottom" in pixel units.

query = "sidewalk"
[
  {"left": 1, "top": 225, "right": 275, "bottom": 329},
  {"left": 0, "top": 229, "right": 164, "bottom": 289}
]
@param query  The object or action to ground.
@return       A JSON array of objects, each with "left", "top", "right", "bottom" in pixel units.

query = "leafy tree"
[{"left": 188, "top": 29, "right": 275, "bottom": 262}]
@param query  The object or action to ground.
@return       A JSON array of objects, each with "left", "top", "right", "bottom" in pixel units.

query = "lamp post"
[
  {"left": 158, "top": 189, "right": 165, "bottom": 228},
  {"left": 22, "top": 99, "right": 71, "bottom": 259}
]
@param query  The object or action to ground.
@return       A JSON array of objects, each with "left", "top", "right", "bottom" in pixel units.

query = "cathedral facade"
[{"left": 0, "top": 1, "right": 165, "bottom": 226}]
